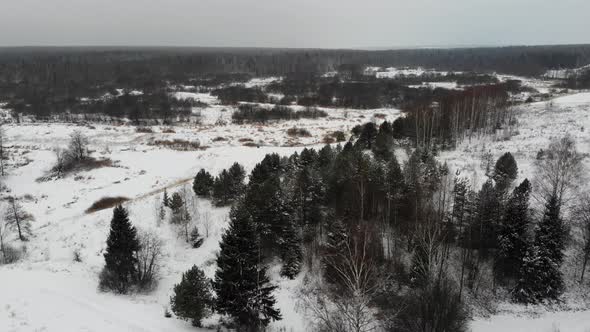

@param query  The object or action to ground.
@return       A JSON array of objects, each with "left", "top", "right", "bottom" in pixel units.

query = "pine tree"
[
  {"left": 496, "top": 179, "right": 532, "bottom": 280},
  {"left": 535, "top": 194, "right": 567, "bottom": 265},
  {"left": 99, "top": 205, "right": 140, "bottom": 294},
  {"left": 193, "top": 169, "right": 214, "bottom": 197},
  {"left": 169, "top": 192, "right": 184, "bottom": 214},
  {"left": 512, "top": 194, "right": 566, "bottom": 303},
  {"left": 493, "top": 152, "right": 518, "bottom": 194},
  {"left": 163, "top": 190, "right": 170, "bottom": 207},
  {"left": 280, "top": 219, "right": 303, "bottom": 279},
  {"left": 471, "top": 179, "right": 502, "bottom": 257},
  {"left": 170, "top": 265, "right": 213, "bottom": 327},
  {"left": 213, "top": 203, "right": 282, "bottom": 329},
  {"left": 227, "top": 162, "right": 246, "bottom": 198},
  {"left": 354, "top": 122, "right": 378, "bottom": 150},
  {"left": 373, "top": 121, "right": 394, "bottom": 161}
]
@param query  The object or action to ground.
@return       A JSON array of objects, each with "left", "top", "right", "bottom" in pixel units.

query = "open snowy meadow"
[{"left": 2, "top": 79, "right": 590, "bottom": 331}]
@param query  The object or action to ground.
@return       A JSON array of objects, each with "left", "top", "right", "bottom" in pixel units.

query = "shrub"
[
  {"left": 1, "top": 244, "right": 23, "bottom": 264},
  {"left": 151, "top": 139, "right": 202, "bottom": 151},
  {"left": 170, "top": 265, "right": 213, "bottom": 327},
  {"left": 287, "top": 127, "right": 312, "bottom": 137},
  {"left": 395, "top": 277, "right": 469, "bottom": 332},
  {"left": 189, "top": 226, "right": 204, "bottom": 248},
  {"left": 135, "top": 127, "right": 154, "bottom": 133},
  {"left": 232, "top": 104, "right": 327, "bottom": 124},
  {"left": 86, "top": 196, "right": 130, "bottom": 213}
]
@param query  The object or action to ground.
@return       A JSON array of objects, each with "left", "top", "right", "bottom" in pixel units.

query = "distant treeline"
[{"left": 1, "top": 45, "right": 589, "bottom": 119}]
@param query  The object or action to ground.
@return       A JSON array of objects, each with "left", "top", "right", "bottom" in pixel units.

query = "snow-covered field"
[
  {"left": 3, "top": 86, "right": 590, "bottom": 331},
  {"left": 0, "top": 101, "right": 398, "bottom": 331}
]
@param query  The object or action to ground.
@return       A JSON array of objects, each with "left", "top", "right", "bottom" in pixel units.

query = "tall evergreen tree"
[
  {"left": 512, "top": 194, "right": 566, "bottom": 303},
  {"left": 373, "top": 121, "right": 395, "bottom": 161},
  {"left": 535, "top": 195, "right": 567, "bottom": 265},
  {"left": 496, "top": 179, "right": 532, "bottom": 280},
  {"left": 470, "top": 179, "right": 502, "bottom": 257},
  {"left": 213, "top": 203, "right": 281, "bottom": 330},
  {"left": 99, "top": 205, "right": 140, "bottom": 293}
]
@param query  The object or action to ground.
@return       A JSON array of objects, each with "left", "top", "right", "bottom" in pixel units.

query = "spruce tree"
[
  {"left": 496, "top": 179, "right": 532, "bottom": 280},
  {"left": 280, "top": 218, "right": 303, "bottom": 279},
  {"left": 163, "top": 189, "right": 170, "bottom": 207},
  {"left": 512, "top": 194, "right": 566, "bottom": 303},
  {"left": 170, "top": 265, "right": 213, "bottom": 327},
  {"left": 169, "top": 192, "right": 184, "bottom": 214},
  {"left": 99, "top": 205, "right": 140, "bottom": 293},
  {"left": 213, "top": 203, "right": 281, "bottom": 329},
  {"left": 493, "top": 152, "right": 518, "bottom": 194},
  {"left": 373, "top": 121, "right": 394, "bottom": 161},
  {"left": 536, "top": 195, "right": 567, "bottom": 265},
  {"left": 193, "top": 169, "right": 214, "bottom": 197},
  {"left": 471, "top": 179, "right": 502, "bottom": 257}
]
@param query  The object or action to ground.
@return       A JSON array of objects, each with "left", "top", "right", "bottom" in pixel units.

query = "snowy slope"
[{"left": 4, "top": 90, "right": 590, "bottom": 331}]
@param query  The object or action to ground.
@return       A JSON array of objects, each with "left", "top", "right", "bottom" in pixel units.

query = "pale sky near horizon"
[{"left": 1, "top": 0, "right": 588, "bottom": 48}]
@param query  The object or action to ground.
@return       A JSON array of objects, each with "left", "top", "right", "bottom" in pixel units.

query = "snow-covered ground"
[
  {"left": 0, "top": 99, "right": 398, "bottom": 331},
  {"left": 4, "top": 86, "right": 590, "bottom": 331}
]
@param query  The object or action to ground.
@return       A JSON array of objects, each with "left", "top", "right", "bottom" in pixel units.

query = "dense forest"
[{"left": 0, "top": 45, "right": 589, "bottom": 122}]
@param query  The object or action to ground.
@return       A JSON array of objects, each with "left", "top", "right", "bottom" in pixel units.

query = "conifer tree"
[
  {"left": 512, "top": 194, "right": 566, "bottom": 303},
  {"left": 535, "top": 194, "right": 567, "bottom": 265},
  {"left": 163, "top": 189, "right": 170, "bottom": 207},
  {"left": 471, "top": 179, "right": 502, "bottom": 257},
  {"left": 280, "top": 218, "right": 303, "bottom": 279},
  {"left": 169, "top": 192, "right": 184, "bottom": 214},
  {"left": 99, "top": 205, "right": 140, "bottom": 294},
  {"left": 213, "top": 203, "right": 281, "bottom": 329},
  {"left": 193, "top": 169, "right": 214, "bottom": 197},
  {"left": 496, "top": 179, "right": 532, "bottom": 280},
  {"left": 493, "top": 152, "right": 518, "bottom": 194},
  {"left": 373, "top": 121, "right": 395, "bottom": 161},
  {"left": 170, "top": 265, "right": 213, "bottom": 327}
]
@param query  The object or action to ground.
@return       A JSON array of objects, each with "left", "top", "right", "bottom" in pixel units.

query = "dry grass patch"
[
  {"left": 287, "top": 127, "right": 312, "bottom": 137},
  {"left": 86, "top": 196, "right": 130, "bottom": 213}
]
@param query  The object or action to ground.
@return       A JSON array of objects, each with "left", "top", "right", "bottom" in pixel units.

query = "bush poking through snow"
[
  {"left": 170, "top": 265, "right": 213, "bottom": 327},
  {"left": 189, "top": 226, "right": 204, "bottom": 248},
  {"left": 0, "top": 244, "right": 23, "bottom": 264},
  {"left": 287, "top": 127, "right": 312, "bottom": 137}
]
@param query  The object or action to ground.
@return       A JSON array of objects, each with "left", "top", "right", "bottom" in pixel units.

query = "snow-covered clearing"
[
  {"left": 0, "top": 102, "right": 397, "bottom": 331},
  {"left": 4, "top": 89, "right": 590, "bottom": 331}
]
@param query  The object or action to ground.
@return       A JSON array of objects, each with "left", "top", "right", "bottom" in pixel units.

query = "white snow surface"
[
  {"left": 0, "top": 99, "right": 398, "bottom": 331},
  {"left": 4, "top": 89, "right": 590, "bottom": 331}
]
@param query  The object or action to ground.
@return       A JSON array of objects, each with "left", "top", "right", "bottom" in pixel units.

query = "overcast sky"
[{"left": 1, "top": 0, "right": 589, "bottom": 49}]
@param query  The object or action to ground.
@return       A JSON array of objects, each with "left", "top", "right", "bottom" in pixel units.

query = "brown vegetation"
[{"left": 86, "top": 196, "right": 130, "bottom": 213}]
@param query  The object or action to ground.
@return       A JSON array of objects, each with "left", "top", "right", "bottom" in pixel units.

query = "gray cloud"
[{"left": 1, "top": 0, "right": 588, "bottom": 48}]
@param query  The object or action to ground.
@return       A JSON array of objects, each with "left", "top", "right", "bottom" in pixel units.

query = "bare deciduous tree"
[
  {"left": 136, "top": 229, "right": 164, "bottom": 290},
  {"left": 5, "top": 197, "right": 32, "bottom": 241},
  {"left": 315, "top": 224, "right": 381, "bottom": 332},
  {"left": 68, "top": 130, "right": 89, "bottom": 162},
  {"left": 534, "top": 135, "right": 584, "bottom": 206}
]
